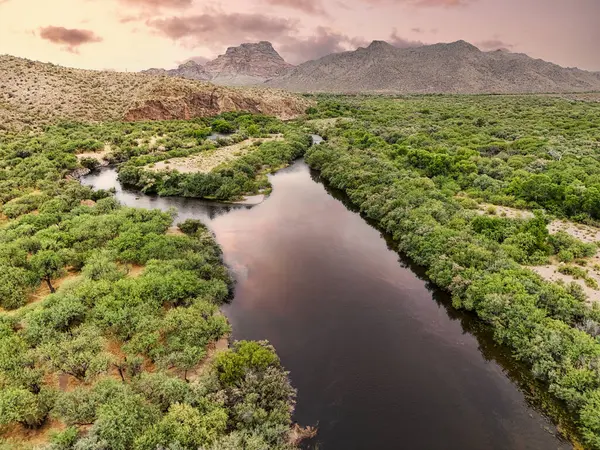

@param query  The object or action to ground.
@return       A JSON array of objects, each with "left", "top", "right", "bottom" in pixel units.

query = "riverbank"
[
  {"left": 305, "top": 140, "right": 598, "bottom": 448},
  {"left": 83, "top": 159, "right": 574, "bottom": 449}
]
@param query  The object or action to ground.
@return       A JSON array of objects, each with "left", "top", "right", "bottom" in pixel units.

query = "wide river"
[{"left": 82, "top": 158, "right": 571, "bottom": 450}]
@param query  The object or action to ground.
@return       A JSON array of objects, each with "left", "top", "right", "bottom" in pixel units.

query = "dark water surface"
[{"left": 82, "top": 161, "right": 571, "bottom": 450}]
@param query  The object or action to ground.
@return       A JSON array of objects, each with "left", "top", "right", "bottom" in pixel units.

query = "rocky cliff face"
[
  {"left": 266, "top": 40, "right": 600, "bottom": 94},
  {"left": 124, "top": 81, "right": 310, "bottom": 122},
  {"left": 203, "top": 41, "right": 294, "bottom": 85},
  {"left": 142, "top": 42, "right": 293, "bottom": 86}
]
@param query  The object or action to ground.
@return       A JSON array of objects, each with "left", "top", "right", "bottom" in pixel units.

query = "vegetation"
[
  {"left": 4, "top": 92, "right": 600, "bottom": 447},
  {"left": 117, "top": 113, "right": 311, "bottom": 201},
  {"left": 0, "top": 115, "right": 299, "bottom": 447},
  {"left": 304, "top": 94, "right": 600, "bottom": 448}
]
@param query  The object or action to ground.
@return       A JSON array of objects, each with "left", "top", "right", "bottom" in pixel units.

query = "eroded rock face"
[
  {"left": 124, "top": 83, "right": 311, "bottom": 122},
  {"left": 204, "top": 41, "right": 294, "bottom": 85}
]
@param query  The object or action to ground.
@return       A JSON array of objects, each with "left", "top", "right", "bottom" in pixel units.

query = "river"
[{"left": 81, "top": 159, "right": 572, "bottom": 450}]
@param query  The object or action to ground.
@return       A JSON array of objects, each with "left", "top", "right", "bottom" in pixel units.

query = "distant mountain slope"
[
  {"left": 0, "top": 55, "right": 311, "bottom": 130},
  {"left": 142, "top": 41, "right": 293, "bottom": 86},
  {"left": 266, "top": 40, "right": 600, "bottom": 93},
  {"left": 143, "top": 60, "right": 210, "bottom": 81}
]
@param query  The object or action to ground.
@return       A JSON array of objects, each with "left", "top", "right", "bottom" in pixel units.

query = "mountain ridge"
[
  {"left": 143, "top": 39, "right": 600, "bottom": 93},
  {"left": 266, "top": 40, "right": 600, "bottom": 93}
]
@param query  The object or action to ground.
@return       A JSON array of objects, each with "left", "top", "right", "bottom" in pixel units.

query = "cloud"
[
  {"left": 388, "top": 28, "right": 424, "bottom": 48},
  {"left": 39, "top": 26, "right": 103, "bottom": 53},
  {"left": 411, "top": 27, "right": 423, "bottom": 33},
  {"left": 363, "top": 0, "right": 473, "bottom": 7},
  {"left": 262, "top": 0, "right": 327, "bottom": 15},
  {"left": 476, "top": 39, "right": 514, "bottom": 51},
  {"left": 278, "top": 27, "right": 367, "bottom": 64},
  {"left": 148, "top": 13, "right": 297, "bottom": 47},
  {"left": 118, "top": 0, "right": 192, "bottom": 8}
]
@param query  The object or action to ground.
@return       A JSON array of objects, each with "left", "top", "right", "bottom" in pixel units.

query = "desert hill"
[{"left": 0, "top": 54, "right": 310, "bottom": 130}]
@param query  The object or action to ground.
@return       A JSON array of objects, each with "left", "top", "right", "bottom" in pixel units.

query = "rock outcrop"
[
  {"left": 142, "top": 42, "right": 294, "bottom": 86},
  {"left": 124, "top": 81, "right": 310, "bottom": 122},
  {"left": 204, "top": 41, "right": 294, "bottom": 85}
]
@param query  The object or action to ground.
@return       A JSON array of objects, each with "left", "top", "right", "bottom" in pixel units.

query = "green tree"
[{"left": 30, "top": 250, "right": 66, "bottom": 293}]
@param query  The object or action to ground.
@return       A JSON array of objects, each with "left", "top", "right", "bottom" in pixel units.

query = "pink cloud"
[{"left": 39, "top": 26, "right": 103, "bottom": 53}]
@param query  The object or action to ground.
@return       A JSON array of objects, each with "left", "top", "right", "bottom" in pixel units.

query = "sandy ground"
[
  {"left": 232, "top": 194, "right": 266, "bottom": 205},
  {"left": 548, "top": 220, "right": 600, "bottom": 245},
  {"left": 532, "top": 220, "right": 600, "bottom": 303},
  {"left": 530, "top": 262, "right": 600, "bottom": 304},
  {"left": 186, "top": 335, "right": 230, "bottom": 382},
  {"left": 1, "top": 419, "right": 66, "bottom": 447},
  {"left": 76, "top": 143, "right": 112, "bottom": 164},
  {"left": 127, "top": 264, "right": 145, "bottom": 278},
  {"left": 145, "top": 135, "right": 283, "bottom": 174},
  {"left": 166, "top": 226, "right": 185, "bottom": 236},
  {"left": 477, "top": 203, "right": 600, "bottom": 303},
  {"left": 477, "top": 203, "right": 534, "bottom": 219}
]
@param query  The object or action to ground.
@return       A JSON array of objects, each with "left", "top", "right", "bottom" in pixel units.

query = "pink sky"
[{"left": 0, "top": 0, "right": 598, "bottom": 71}]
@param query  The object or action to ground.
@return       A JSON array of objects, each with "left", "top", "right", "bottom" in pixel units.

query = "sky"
[{"left": 0, "top": 0, "right": 598, "bottom": 72}]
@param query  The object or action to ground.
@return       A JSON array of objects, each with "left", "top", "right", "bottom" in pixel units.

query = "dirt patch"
[
  {"left": 548, "top": 220, "right": 600, "bottom": 245},
  {"left": 145, "top": 135, "right": 283, "bottom": 175},
  {"left": 166, "top": 226, "right": 185, "bottom": 236},
  {"left": 1, "top": 419, "right": 66, "bottom": 447},
  {"left": 231, "top": 194, "right": 266, "bottom": 206},
  {"left": 477, "top": 203, "right": 534, "bottom": 219},
  {"left": 530, "top": 263, "right": 600, "bottom": 304},
  {"left": 76, "top": 144, "right": 111, "bottom": 164},
  {"left": 136, "top": 135, "right": 165, "bottom": 150},
  {"left": 186, "top": 335, "right": 229, "bottom": 382},
  {"left": 27, "top": 272, "right": 80, "bottom": 305},
  {"left": 127, "top": 264, "right": 145, "bottom": 278}
]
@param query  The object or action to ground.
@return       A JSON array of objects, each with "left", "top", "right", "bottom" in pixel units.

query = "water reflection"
[{"left": 82, "top": 161, "right": 572, "bottom": 450}]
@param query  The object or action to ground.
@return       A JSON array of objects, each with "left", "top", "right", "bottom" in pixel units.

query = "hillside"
[
  {"left": 143, "top": 42, "right": 293, "bottom": 86},
  {"left": 266, "top": 40, "right": 600, "bottom": 93},
  {"left": 0, "top": 55, "right": 310, "bottom": 130}
]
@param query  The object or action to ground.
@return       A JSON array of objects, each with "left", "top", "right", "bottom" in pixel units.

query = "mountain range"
[{"left": 144, "top": 40, "right": 600, "bottom": 94}]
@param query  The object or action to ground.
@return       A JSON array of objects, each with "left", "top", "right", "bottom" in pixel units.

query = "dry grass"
[
  {"left": 145, "top": 135, "right": 283, "bottom": 174},
  {"left": 76, "top": 144, "right": 112, "bottom": 164},
  {"left": 0, "top": 55, "right": 312, "bottom": 131},
  {"left": 166, "top": 227, "right": 185, "bottom": 236},
  {"left": 548, "top": 220, "right": 600, "bottom": 245},
  {"left": 476, "top": 203, "right": 535, "bottom": 219},
  {"left": 1, "top": 419, "right": 66, "bottom": 448}
]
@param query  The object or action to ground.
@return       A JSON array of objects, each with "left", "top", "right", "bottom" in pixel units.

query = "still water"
[{"left": 82, "top": 161, "right": 571, "bottom": 450}]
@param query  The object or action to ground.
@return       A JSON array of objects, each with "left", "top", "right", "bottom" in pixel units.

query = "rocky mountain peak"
[
  {"left": 204, "top": 41, "right": 294, "bottom": 85},
  {"left": 179, "top": 60, "right": 200, "bottom": 69},
  {"left": 367, "top": 40, "right": 395, "bottom": 51},
  {"left": 444, "top": 40, "right": 481, "bottom": 53}
]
